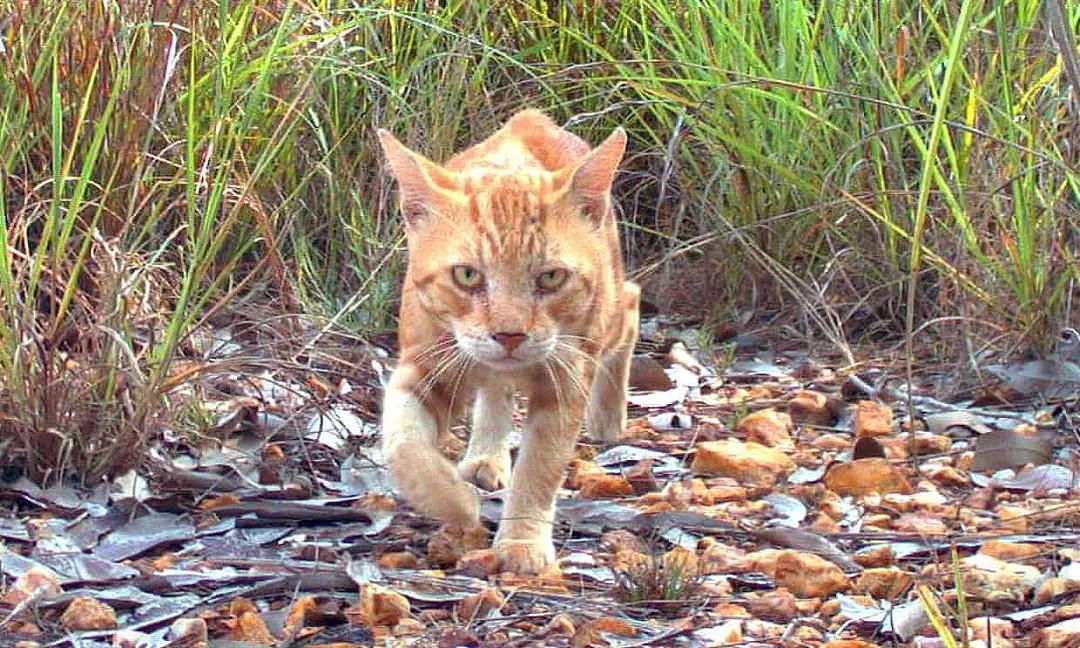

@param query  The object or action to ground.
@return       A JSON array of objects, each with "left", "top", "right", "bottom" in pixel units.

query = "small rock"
[
  {"left": 427, "top": 524, "right": 488, "bottom": 567},
  {"left": 456, "top": 549, "right": 499, "bottom": 578},
  {"left": 927, "top": 465, "right": 969, "bottom": 487},
  {"left": 824, "top": 458, "right": 912, "bottom": 496},
  {"left": 691, "top": 439, "right": 795, "bottom": 486},
  {"left": 812, "top": 433, "right": 853, "bottom": 451},
  {"left": 59, "top": 596, "right": 117, "bottom": 631},
  {"left": 893, "top": 511, "right": 949, "bottom": 534},
  {"left": 352, "top": 584, "right": 411, "bottom": 627},
  {"left": 736, "top": 409, "right": 794, "bottom": 447},
  {"left": 455, "top": 587, "right": 504, "bottom": 621},
  {"left": 853, "top": 400, "right": 893, "bottom": 438},
  {"left": 378, "top": 551, "right": 419, "bottom": 569},
  {"left": 700, "top": 542, "right": 750, "bottom": 574},
  {"left": 566, "top": 460, "right": 606, "bottom": 489},
  {"left": 625, "top": 458, "right": 659, "bottom": 494},
  {"left": 745, "top": 588, "right": 799, "bottom": 622},
  {"left": 168, "top": 618, "right": 208, "bottom": 643},
  {"left": 1032, "top": 617, "right": 1080, "bottom": 648},
  {"left": 995, "top": 505, "right": 1032, "bottom": 533},
  {"left": 747, "top": 549, "right": 848, "bottom": 598},
  {"left": 2, "top": 566, "right": 62, "bottom": 605},
  {"left": 852, "top": 567, "right": 914, "bottom": 599},
  {"left": 788, "top": 390, "right": 836, "bottom": 426},
  {"left": 600, "top": 529, "right": 648, "bottom": 555},
  {"left": 978, "top": 539, "right": 1044, "bottom": 562},
  {"left": 577, "top": 473, "right": 634, "bottom": 498}
]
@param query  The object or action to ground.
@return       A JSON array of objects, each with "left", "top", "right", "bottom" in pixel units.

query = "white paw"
[
  {"left": 494, "top": 536, "right": 556, "bottom": 575},
  {"left": 457, "top": 453, "right": 511, "bottom": 491}
]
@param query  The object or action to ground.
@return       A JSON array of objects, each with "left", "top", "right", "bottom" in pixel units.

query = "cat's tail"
[{"left": 381, "top": 386, "right": 480, "bottom": 527}]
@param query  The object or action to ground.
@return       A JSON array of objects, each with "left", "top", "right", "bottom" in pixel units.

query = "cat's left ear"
[{"left": 568, "top": 128, "right": 626, "bottom": 226}]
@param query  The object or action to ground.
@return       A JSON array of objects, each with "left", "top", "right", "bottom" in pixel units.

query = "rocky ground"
[{"left": 1, "top": 319, "right": 1079, "bottom": 648}]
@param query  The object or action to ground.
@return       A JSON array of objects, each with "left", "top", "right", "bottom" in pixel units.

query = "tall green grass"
[{"left": 0, "top": 0, "right": 1077, "bottom": 482}]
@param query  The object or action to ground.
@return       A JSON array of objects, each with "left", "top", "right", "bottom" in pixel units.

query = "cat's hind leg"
[
  {"left": 457, "top": 383, "right": 514, "bottom": 490},
  {"left": 585, "top": 282, "right": 640, "bottom": 443}
]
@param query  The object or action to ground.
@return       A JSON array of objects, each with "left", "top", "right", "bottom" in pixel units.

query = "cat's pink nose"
[{"left": 492, "top": 332, "right": 527, "bottom": 353}]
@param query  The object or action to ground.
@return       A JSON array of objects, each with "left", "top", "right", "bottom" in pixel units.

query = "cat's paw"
[
  {"left": 494, "top": 537, "right": 556, "bottom": 575},
  {"left": 457, "top": 453, "right": 511, "bottom": 491}
]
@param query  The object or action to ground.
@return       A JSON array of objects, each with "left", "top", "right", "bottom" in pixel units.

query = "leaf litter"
[{"left": 2, "top": 321, "right": 1080, "bottom": 647}]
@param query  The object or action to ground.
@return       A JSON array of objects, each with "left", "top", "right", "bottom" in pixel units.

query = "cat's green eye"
[
  {"left": 452, "top": 265, "right": 483, "bottom": 290},
  {"left": 536, "top": 268, "right": 568, "bottom": 292}
]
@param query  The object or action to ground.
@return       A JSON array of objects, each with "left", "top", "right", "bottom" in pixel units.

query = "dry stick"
[{"left": 1047, "top": 0, "right": 1080, "bottom": 123}]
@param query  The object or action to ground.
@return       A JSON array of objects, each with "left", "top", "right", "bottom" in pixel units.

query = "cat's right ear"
[{"left": 377, "top": 129, "right": 456, "bottom": 228}]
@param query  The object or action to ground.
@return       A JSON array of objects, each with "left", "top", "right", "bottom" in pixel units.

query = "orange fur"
[{"left": 377, "top": 110, "right": 639, "bottom": 574}]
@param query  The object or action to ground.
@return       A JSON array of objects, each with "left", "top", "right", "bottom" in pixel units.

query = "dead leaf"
[
  {"left": 971, "top": 429, "right": 1053, "bottom": 472},
  {"left": 628, "top": 354, "right": 675, "bottom": 391},
  {"left": 924, "top": 411, "right": 993, "bottom": 436}
]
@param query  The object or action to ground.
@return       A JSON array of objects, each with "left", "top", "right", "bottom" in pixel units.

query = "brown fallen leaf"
[
  {"left": 824, "top": 458, "right": 912, "bottom": 496},
  {"left": 629, "top": 354, "right": 675, "bottom": 391},
  {"left": 971, "top": 428, "right": 1053, "bottom": 472}
]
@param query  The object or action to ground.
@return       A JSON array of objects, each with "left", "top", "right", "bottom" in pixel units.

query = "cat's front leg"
[
  {"left": 382, "top": 363, "right": 480, "bottom": 527},
  {"left": 493, "top": 371, "right": 590, "bottom": 574},
  {"left": 457, "top": 383, "right": 514, "bottom": 490}
]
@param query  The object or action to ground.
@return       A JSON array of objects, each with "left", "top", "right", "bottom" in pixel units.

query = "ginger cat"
[{"left": 376, "top": 110, "right": 640, "bottom": 574}]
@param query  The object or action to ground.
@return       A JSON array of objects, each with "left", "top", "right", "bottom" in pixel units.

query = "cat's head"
[{"left": 377, "top": 122, "right": 626, "bottom": 369}]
